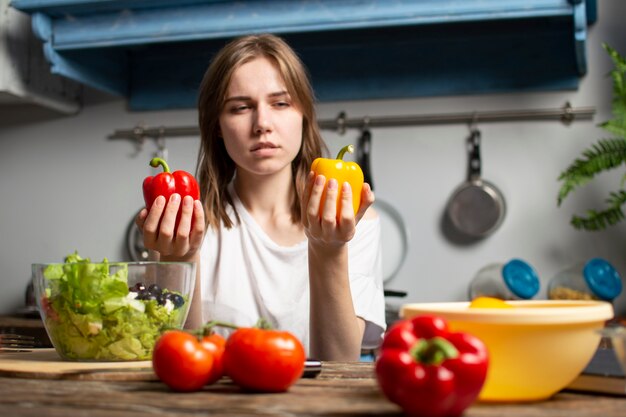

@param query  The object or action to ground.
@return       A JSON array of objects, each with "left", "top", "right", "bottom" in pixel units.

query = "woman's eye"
[
  {"left": 274, "top": 101, "right": 290, "bottom": 108},
  {"left": 230, "top": 105, "right": 249, "bottom": 113}
]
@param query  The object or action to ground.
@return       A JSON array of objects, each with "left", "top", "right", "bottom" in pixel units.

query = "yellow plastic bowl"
[{"left": 400, "top": 300, "right": 613, "bottom": 402}]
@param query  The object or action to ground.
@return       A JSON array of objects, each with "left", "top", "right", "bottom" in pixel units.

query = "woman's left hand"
[
  {"left": 136, "top": 194, "right": 205, "bottom": 261},
  {"left": 302, "top": 171, "right": 375, "bottom": 247}
]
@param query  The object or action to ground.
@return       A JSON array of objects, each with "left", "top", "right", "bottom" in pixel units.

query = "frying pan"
[
  {"left": 356, "top": 129, "right": 410, "bottom": 286},
  {"left": 446, "top": 128, "right": 506, "bottom": 238},
  {"left": 127, "top": 209, "right": 150, "bottom": 261}
]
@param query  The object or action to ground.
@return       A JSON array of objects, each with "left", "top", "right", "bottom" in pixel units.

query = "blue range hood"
[{"left": 11, "top": 0, "right": 596, "bottom": 111}]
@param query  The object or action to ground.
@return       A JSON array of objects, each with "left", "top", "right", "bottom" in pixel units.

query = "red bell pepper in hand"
[
  {"left": 142, "top": 157, "right": 200, "bottom": 224},
  {"left": 375, "top": 315, "right": 488, "bottom": 417}
]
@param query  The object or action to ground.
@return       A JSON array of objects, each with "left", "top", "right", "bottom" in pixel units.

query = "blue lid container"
[
  {"left": 548, "top": 258, "right": 622, "bottom": 302},
  {"left": 469, "top": 258, "right": 540, "bottom": 300},
  {"left": 583, "top": 258, "right": 622, "bottom": 301},
  {"left": 502, "top": 259, "right": 541, "bottom": 299}
]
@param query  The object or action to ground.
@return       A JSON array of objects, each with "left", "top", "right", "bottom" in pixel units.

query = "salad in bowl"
[{"left": 33, "top": 253, "right": 195, "bottom": 361}]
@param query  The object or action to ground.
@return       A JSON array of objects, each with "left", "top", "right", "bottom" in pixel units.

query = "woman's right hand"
[{"left": 135, "top": 194, "right": 205, "bottom": 261}]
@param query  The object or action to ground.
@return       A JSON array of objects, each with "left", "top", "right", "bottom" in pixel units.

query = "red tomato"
[
  {"left": 201, "top": 333, "right": 226, "bottom": 385},
  {"left": 224, "top": 327, "right": 306, "bottom": 392},
  {"left": 152, "top": 330, "right": 214, "bottom": 392}
]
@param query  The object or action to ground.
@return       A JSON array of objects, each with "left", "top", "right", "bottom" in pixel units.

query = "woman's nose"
[{"left": 253, "top": 105, "right": 272, "bottom": 134}]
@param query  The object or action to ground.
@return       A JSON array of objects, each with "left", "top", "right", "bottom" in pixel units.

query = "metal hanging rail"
[{"left": 109, "top": 102, "right": 595, "bottom": 141}]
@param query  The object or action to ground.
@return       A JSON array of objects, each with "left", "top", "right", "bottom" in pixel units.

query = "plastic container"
[
  {"left": 469, "top": 259, "right": 540, "bottom": 300},
  {"left": 548, "top": 258, "right": 622, "bottom": 302},
  {"left": 400, "top": 300, "right": 614, "bottom": 401}
]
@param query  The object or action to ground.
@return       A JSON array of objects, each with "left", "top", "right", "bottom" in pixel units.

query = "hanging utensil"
[
  {"left": 446, "top": 128, "right": 506, "bottom": 238},
  {"left": 155, "top": 128, "right": 168, "bottom": 163},
  {"left": 356, "top": 127, "right": 410, "bottom": 288},
  {"left": 357, "top": 128, "right": 374, "bottom": 188},
  {"left": 126, "top": 210, "right": 150, "bottom": 261}
]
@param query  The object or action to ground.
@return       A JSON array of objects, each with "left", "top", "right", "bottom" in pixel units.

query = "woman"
[{"left": 137, "top": 34, "right": 385, "bottom": 361}]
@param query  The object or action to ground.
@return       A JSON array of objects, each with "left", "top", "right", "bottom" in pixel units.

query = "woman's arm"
[
  {"left": 308, "top": 242, "right": 365, "bottom": 360},
  {"left": 137, "top": 193, "right": 206, "bottom": 329},
  {"left": 303, "top": 173, "right": 375, "bottom": 361},
  {"left": 176, "top": 253, "right": 203, "bottom": 329}
]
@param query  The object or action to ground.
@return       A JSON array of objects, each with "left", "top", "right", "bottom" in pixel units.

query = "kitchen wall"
[{"left": 1, "top": 1, "right": 625, "bottom": 317}]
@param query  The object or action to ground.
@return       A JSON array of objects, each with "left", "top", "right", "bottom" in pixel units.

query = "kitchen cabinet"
[
  {"left": 11, "top": 0, "right": 596, "bottom": 111},
  {"left": 0, "top": 0, "right": 80, "bottom": 114}
]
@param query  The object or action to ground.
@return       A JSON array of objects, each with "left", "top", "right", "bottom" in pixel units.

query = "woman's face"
[{"left": 219, "top": 56, "right": 304, "bottom": 180}]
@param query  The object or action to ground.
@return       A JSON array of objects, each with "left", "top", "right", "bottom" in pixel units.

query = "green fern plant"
[{"left": 557, "top": 43, "right": 626, "bottom": 231}]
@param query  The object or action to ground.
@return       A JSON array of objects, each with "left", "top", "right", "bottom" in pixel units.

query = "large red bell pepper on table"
[{"left": 375, "top": 315, "right": 489, "bottom": 417}]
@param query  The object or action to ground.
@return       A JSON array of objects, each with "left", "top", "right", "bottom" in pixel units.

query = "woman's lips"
[
  {"left": 250, "top": 141, "right": 277, "bottom": 151},
  {"left": 250, "top": 142, "right": 279, "bottom": 156}
]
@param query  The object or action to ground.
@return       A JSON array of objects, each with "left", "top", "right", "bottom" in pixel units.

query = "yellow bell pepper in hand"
[{"left": 310, "top": 145, "right": 364, "bottom": 218}]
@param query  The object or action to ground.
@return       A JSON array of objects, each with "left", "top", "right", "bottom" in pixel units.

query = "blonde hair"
[{"left": 196, "top": 34, "right": 327, "bottom": 229}]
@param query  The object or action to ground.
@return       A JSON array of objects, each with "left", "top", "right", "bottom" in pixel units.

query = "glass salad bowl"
[{"left": 33, "top": 255, "right": 195, "bottom": 361}]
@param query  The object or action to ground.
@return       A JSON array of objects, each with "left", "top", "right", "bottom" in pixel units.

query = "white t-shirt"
[{"left": 199, "top": 184, "right": 386, "bottom": 353}]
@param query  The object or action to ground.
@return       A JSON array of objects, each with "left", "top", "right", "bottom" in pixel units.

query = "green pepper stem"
[
  {"left": 335, "top": 144, "right": 355, "bottom": 160},
  {"left": 149, "top": 157, "right": 170, "bottom": 173},
  {"left": 410, "top": 337, "right": 459, "bottom": 366}
]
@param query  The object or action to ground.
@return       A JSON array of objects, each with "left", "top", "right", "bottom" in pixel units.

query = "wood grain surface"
[{"left": 0, "top": 361, "right": 623, "bottom": 417}]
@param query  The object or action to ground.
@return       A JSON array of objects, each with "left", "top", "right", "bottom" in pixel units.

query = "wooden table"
[{"left": 0, "top": 361, "right": 623, "bottom": 417}]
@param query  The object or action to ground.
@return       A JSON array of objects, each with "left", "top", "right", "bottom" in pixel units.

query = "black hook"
[
  {"left": 336, "top": 112, "right": 347, "bottom": 135},
  {"left": 467, "top": 128, "right": 482, "bottom": 180},
  {"left": 357, "top": 126, "right": 374, "bottom": 191}
]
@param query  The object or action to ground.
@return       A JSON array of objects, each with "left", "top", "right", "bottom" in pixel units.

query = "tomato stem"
[
  {"left": 335, "top": 144, "right": 355, "bottom": 160},
  {"left": 189, "top": 317, "right": 275, "bottom": 338},
  {"left": 200, "top": 320, "right": 239, "bottom": 336},
  {"left": 254, "top": 318, "right": 274, "bottom": 329}
]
